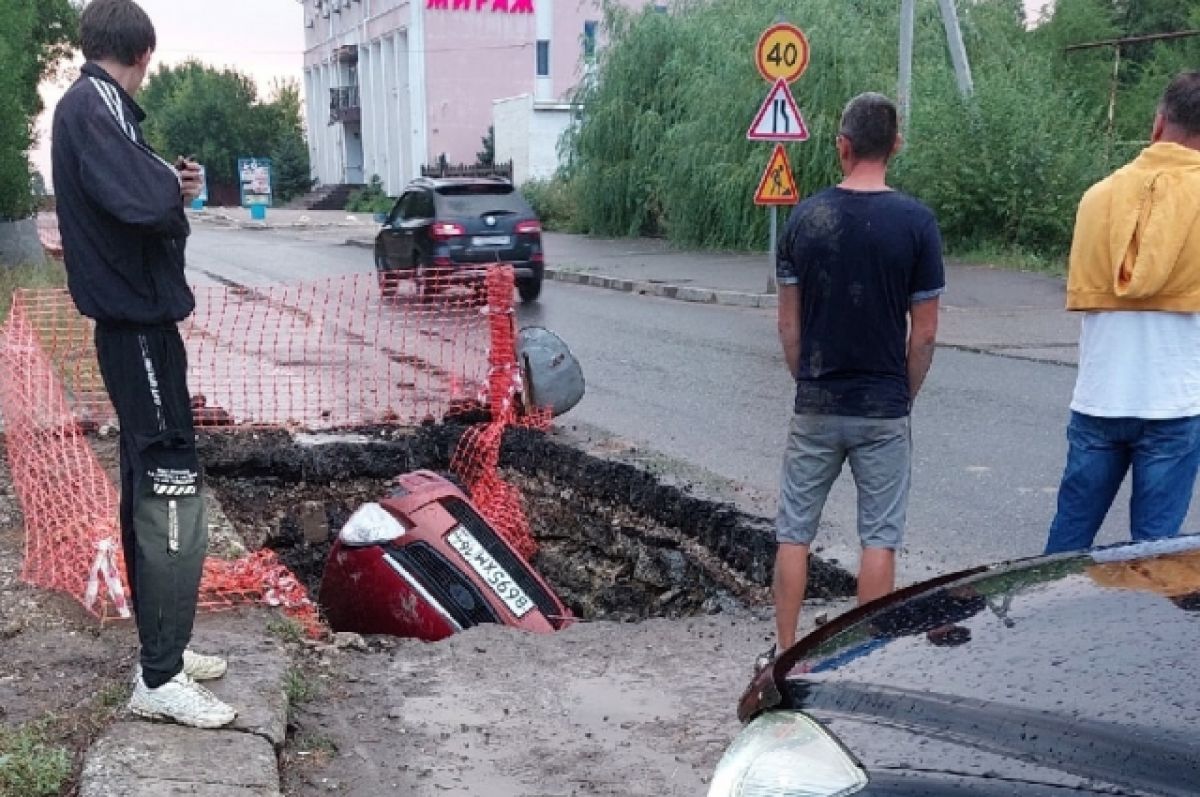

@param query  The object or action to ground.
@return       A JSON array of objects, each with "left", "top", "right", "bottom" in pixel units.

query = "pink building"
[{"left": 301, "top": 0, "right": 659, "bottom": 193}]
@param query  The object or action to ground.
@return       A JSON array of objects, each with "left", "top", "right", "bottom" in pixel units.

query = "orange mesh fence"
[{"left": 0, "top": 265, "right": 537, "bottom": 631}]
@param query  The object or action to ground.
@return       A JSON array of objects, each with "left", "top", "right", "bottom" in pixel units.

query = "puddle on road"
[{"left": 200, "top": 425, "right": 855, "bottom": 626}]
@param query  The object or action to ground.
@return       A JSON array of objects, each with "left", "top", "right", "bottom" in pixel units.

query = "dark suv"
[{"left": 373, "top": 177, "right": 545, "bottom": 302}]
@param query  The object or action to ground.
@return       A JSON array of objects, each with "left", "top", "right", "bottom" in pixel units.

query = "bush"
[
  {"left": 521, "top": 177, "right": 584, "bottom": 232},
  {"left": 345, "top": 175, "right": 395, "bottom": 215},
  {"left": 564, "top": 0, "right": 1193, "bottom": 259},
  {"left": 893, "top": 55, "right": 1105, "bottom": 255}
]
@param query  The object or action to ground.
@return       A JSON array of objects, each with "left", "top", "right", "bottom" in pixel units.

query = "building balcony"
[{"left": 329, "top": 86, "right": 361, "bottom": 124}]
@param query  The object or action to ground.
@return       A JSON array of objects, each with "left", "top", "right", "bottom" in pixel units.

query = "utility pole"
[
  {"left": 937, "top": 0, "right": 975, "bottom": 98},
  {"left": 898, "top": 0, "right": 916, "bottom": 135},
  {"left": 898, "top": 0, "right": 975, "bottom": 132}
]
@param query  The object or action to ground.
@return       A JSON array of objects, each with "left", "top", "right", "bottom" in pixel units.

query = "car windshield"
[{"left": 436, "top": 184, "right": 529, "bottom": 218}]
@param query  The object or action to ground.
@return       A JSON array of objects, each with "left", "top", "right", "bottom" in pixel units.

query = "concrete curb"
[
  {"left": 79, "top": 622, "right": 292, "bottom": 797},
  {"left": 339, "top": 239, "right": 778, "bottom": 308},
  {"left": 543, "top": 267, "right": 778, "bottom": 309}
]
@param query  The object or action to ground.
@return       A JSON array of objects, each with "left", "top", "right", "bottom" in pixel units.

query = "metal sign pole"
[{"left": 768, "top": 206, "right": 778, "bottom": 294}]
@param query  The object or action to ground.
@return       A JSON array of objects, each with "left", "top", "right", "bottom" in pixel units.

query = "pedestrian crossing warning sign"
[{"left": 754, "top": 144, "right": 799, "bottom": 206}]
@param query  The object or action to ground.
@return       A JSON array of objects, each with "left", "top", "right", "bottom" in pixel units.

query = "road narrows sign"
[
  {"left": 755, "top": 23, "right": 810, "bottom": 83},
  {"left": 747, "top": 79, "right": 810, "bottom": 142},
  {"left": 754, "top": 144, "right": 800, "bottom": 206}
]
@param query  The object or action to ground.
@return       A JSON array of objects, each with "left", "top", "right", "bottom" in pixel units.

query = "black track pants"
[{"left": 94, "top": 323, "right": 207, "bottom": 688}]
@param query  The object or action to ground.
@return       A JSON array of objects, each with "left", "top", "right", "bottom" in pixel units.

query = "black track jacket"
[{"left": 51, "top": 63, "right": 195, "bottom": 325}]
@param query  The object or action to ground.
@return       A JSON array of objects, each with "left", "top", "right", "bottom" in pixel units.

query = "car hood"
[{"left": 739, "top": 537, "right": 1200, "bottom": 795}]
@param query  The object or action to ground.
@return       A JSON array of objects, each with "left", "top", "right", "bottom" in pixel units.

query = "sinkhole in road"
[{"left": 200, "top": 425, "right": 855, "bottom": 626}]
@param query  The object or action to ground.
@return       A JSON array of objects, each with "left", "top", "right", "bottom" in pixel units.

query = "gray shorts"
[{"left": 776, "top": 413, "right": 912, "bottom": 549}]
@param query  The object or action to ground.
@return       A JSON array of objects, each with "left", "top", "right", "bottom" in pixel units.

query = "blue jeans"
[{"left": 1045, "top": 412, "right": 1200, "bottom": 554}]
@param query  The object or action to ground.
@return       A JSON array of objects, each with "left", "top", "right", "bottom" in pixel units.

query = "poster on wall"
[{"left": 238, "top": 158, "right": 273, "bottom": 207}]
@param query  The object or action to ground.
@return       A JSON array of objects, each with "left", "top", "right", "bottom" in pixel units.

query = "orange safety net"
[{"left": 0, "top": 264, "right": 537, "bottom": 632}]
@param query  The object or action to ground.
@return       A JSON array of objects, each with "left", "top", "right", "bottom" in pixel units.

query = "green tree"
[
  {"left": 263, "top": 80, "right": 313, "bottom": 203},
  {"left": 476, "top": 125, "right": 495, "bottom": 167},
  {"left": 0, "top": 0, "right": 79, "bottom": 220},
  {"left": 140, "top": 63, "right": 312, "bottom": 196}
]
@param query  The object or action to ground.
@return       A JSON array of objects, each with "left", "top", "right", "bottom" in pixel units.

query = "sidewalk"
[
  {"left": 191, "top": 209, "right": 1080, "bottom": 366},
  {"left": 539, "top": 233, "right": 1079, "bottom": 365}
]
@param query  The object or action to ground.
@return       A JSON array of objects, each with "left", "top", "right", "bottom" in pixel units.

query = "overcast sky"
[
  {"left": 32, "top": 0, "right": 304, "bottom": 181},
  {"left": 32, "top": 0, "right": 1053, "bottom": 182}
]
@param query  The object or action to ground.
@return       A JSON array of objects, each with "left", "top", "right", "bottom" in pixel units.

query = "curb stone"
[
  {"left": 78, "top": 620, "right": 291, "bottom": 797},
  {"left": 544, "top": 268, "right": 779, "bottom": 309},
  {"left": 81, "top": 723, "right": 280, "bottom": 797}
]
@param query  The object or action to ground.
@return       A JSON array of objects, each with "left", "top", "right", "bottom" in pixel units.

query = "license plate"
[
  {"left": 446, "top": 525, "right": 534, "bottom": 618},
  {"left": 471, "top": 235, "right": 511, "bottom": 247}
]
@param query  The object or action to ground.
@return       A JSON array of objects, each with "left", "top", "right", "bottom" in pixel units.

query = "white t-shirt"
[{"left": 1072, "top": 311, "right": 1200, "bottom": 419}]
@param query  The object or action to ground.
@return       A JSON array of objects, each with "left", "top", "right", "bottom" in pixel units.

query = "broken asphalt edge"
[{"left": 342, "top": 238, "right": 779, "bottom": 309}]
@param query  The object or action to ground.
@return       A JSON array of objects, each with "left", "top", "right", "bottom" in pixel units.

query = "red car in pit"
[{"left": 319, "top": 471, "right": 571, "bottom": 640}]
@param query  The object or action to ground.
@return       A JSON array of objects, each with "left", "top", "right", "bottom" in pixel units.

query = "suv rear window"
[{"left": 435, "top": 184, "right": 530, "bottom": 217}]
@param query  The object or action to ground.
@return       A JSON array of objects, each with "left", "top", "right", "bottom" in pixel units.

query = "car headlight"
[
  {"left": 708, "top": 712, "right": 868, "bottom": 797},
  {"left": 338, "top": 503, "right": 406, "bottom": 546}
]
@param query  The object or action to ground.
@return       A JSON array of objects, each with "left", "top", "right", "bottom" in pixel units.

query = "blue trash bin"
[{"left": 250, "top": 204, "right": 267, "bottom": 221}]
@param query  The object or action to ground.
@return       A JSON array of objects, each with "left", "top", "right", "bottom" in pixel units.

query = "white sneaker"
[
  {"left": 128, "top": 672, "right": 238, "bottom": 729},
  {"left": 182, "top": 649, "right": 228, "bottom": 681},
  {"left": 133, "top": 649, "right": 228, "bottom": 685}
]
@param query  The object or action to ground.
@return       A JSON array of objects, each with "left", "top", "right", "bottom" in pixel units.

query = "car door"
[
  {"left": 379, "top": 193, "right": 413, "bottom": 271},
  {"left": 405, "top": 190, "right": 435, "bottom": 266}
]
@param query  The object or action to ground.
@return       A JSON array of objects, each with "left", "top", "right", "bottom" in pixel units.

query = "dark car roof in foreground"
[{"left": 746, "top": 536, "right": 1200, "bottom": 795}]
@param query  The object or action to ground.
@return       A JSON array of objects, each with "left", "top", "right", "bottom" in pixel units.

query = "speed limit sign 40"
[{"left": 756, "top": 23, "right": 810, "bottom": 83}]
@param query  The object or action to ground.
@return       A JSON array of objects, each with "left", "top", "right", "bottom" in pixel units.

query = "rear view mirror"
[{"left": 517, "top": 327, "right": 585, "bottom": 418}]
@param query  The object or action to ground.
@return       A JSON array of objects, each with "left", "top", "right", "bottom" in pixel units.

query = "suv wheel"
[{"left": 517, "top": 278, "right": 542, "bottom": 302}]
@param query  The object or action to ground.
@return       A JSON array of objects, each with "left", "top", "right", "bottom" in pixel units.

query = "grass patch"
[
  {"left": 267, "top": 615, "right": 306, "bottom": 644},
  {"left": 0, "top": 677, "right": 129, "bottom": 797},
  {"left": 0, "top": 258, "right": 65, "bottom": 323},
  {"left": 0, "top": 722, "right": 72, "bottom": 797},
  {"left": 293, "top": 732, "right": 337, "bottom": 755},
  {"left": 947, "top": 245, "right": 1067, "bottom": 277},
  {"left": 284, "top": 666, "right": 320, "bottom": 706}
]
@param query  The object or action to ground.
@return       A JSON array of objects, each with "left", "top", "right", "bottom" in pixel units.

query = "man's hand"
[
  {"left": 907, "top": 296, "right": 939, "bottom": 404},
  {"left": 778, "top": 285, "right": 802, "bottom": 379},
  {"left": 177, "top": 158, "right": 203, "bottom": 202}
]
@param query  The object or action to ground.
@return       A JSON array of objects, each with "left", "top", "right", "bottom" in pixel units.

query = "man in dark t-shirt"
[{"left": 766, "top": 93, "right": 945, "bottom": 662}]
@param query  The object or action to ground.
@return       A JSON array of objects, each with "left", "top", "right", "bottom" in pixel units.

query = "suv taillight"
[
  {"left": 515, "top": 220, "right": 542, "bottom": 234},
  {"left": 431, "top": 222, "right": 466, "bottom": 239}
]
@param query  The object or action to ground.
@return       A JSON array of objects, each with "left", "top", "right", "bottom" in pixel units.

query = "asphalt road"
[{"left": 185, "top": 226, "right": 1192, "bottom": 583}]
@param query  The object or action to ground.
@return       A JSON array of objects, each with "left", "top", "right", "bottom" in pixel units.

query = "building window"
[
  {"left": 536, "top": 40, "right": 550, "bottom": 77},
  {"left": 583, "top": 21, "right": 598, "bottom": 61}
]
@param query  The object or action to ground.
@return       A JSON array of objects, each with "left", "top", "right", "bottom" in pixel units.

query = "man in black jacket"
[{"left": 52, "top": 0, "right": 235, "bottom": 729}]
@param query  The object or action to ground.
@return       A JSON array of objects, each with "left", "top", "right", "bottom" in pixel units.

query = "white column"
[
  {"left": 382, "top": 35, "right": 399, "bottom": 194},
  {"left": 303, "top": 68, "right": 319, "bottom": 185},
  {"left": 372, "top": 40, "right": 386, "bottom": 184},
  {"left": 360, "top": 44, "right": 375, "bottom": 182},
  {"left": 409, "top": 3, "right": 429, "bottom": 172},
  {"left": 319, "top": 64, "right": 334, "bottom": 183},
  {"left": 534, "top": 0, "right": 553, "bottom": 101},
  {"left": 396, "top": 31, "right": 413, "bottom": 186}
]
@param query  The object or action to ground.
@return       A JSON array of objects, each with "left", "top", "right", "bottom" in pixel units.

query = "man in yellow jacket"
[{"left": 1046, "top": 71, "right": 1200, "bottom": 554}]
